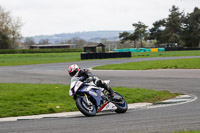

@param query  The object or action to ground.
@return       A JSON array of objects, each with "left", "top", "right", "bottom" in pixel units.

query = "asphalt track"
[{"left": 0, "top": 56, "right": 200, "bottom": 132}]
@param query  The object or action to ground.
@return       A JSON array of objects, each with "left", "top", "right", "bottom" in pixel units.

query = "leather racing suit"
[{"left": 76, "top": 68, "right": 115, "bottom": 97}]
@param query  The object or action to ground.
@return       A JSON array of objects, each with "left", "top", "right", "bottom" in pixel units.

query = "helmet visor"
[{"left": 69, "top": 71, "right": 77, "bottom": 77}]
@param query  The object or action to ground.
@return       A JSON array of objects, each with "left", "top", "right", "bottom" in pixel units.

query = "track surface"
[{"left": 0, "top": 56, "right": 200, "bottom": 132}]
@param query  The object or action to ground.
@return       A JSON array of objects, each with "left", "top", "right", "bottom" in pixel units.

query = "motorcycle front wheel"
[{"left": 76, "top": 96, "right": 96, "bottom": 116}]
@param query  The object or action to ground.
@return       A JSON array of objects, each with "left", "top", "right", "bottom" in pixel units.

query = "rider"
[{"left": 68, "top": 64, "right": 115, "bottom": 99}]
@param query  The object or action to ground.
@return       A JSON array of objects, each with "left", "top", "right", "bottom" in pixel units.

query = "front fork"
[
  {"left": 82, "top": 90, "right": 110, "bottom": 112},
  {"left": 83, "top": 93, "right": 93, "bottom": 106},
  {"left": 84, "top": 93, "right": 107, "bottom": 112}
]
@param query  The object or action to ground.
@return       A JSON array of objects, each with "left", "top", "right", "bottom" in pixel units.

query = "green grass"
[
  {"left": 0, "top": 52, "right": 81, "bottom": 66},
  {"left": 173, "top": 131, "right": 200, "bottom": 133},
  {"left": 114, "top": 87, "right": 179, "bottom": 104},
  {"left": 0, "top": 83, "right": 180, "bottom": 118},
  {"left": 93, "top": 58, "right": 200, "bottom": 70},
  {"left": 131, "top": 50, "right": 200, "bottom": 58},
  {"left": 0, "top": 50, "right": 200, "bottom": 66}
]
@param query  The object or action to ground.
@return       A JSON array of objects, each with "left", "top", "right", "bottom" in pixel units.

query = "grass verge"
[
  {"left": 0, "top": 52, "right": 81, "bottom": 66},
  {"left": 173, "top": 131, "right": 200, "bottom": 133},
  {"left": 93, "top": 58, "right": 200, "bottom": 70},
  {"left": 132, "top": 50, "right": 200, "bottom": 58},
  {"left": 0, "top": 83, "right": 180, "bottom": 118},
  {"left": 0, "top": 50, "right": 200, "bottom": 66}
]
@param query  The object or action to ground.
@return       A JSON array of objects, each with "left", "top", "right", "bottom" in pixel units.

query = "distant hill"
[{"left": 25, "top": 30, "right": 132, "bottom": 43}]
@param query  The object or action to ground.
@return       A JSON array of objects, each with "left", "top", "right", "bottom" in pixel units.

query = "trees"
[
  {"left": 23, "top": 37, "right": 36, "bottom": 48},
  {"left": 163, "top": 5, "right": 183, "bottom": 45},
  {"left": 119, "top": 31, "right": 132, "bottom": 43},
  {"left": 149, "top": 19, "right": 166, "bottom": 44},
  {"left": 119, "top": 21, "right": 148, "bottom": 48},
  {"left": 149, "top": 6, "right": 184, "bottom": 46},
  {"left": 149, "top": 5, "right": 200, "bottom": 48},
  {"left": 0, "top": 6, "right": 22, "bottom": 49},
  {"left": 64, "top": 37, "right": 87, "bottom": 48},
  {"left": 120, "top": 6, "right": 200, "bottom": 48},
  {"left": 182, "top": 7, "right": 200, "bottom": 47},
  {"left": 132, "top": 22, "right": 148, "bottom": 48},
  {"left": 39, "top": 39, "right": 50, "bottom": 44},
  {"left": 0, "top": 32, "right": 11, "bottom": 49}
]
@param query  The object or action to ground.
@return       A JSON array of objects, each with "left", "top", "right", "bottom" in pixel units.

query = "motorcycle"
[{"left": 69, "top": 77, "right": 128, "bottom": 116}]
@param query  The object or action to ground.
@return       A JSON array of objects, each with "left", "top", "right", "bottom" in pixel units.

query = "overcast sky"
[{"left": 1, "top": 0, "right": 199, "bottom": 37}]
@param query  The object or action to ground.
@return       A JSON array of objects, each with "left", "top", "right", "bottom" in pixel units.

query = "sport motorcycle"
[{"left": 69, "top": 77, "right": 128, "bottom": 116}]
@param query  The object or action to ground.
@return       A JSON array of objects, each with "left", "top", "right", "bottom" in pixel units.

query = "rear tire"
[
  {"left": 113, "top": 92, "right": 128, "bottom": 113},
  {"left": 76, "top": 96, "right": 96, "bottom": 116}
]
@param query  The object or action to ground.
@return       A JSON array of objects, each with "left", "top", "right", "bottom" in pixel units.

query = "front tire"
[{"left": 76, "top": 96, "right": 96, "bottom": 116}]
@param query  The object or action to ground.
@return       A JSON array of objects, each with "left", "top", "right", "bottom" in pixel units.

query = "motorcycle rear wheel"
[
  {"left": 76, "top": 96, "right": 96, "bottom": 116},
  {"left": 113, "top": 92, "right": 128, "bottom": 113}
]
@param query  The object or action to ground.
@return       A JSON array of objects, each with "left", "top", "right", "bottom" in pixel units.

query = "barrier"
[
  {"left": 112, "top": 47, "right": 200, "bottom": 53},
  {"left": 158, "top": 48, "right": 165, "bottom": 52},
  {"left": 114, "top": 48, "right": 165, "bottom": 52},
  {"left": 81, "top": 52, "right": 131, "bottom": 60},
  {"left": 145, "top": 48, "right": 151, "bottom": 52},
  {"left": 151, "top": 48, "right": 158, "bottom": 52},
  {"left": 165, "top": 47, "right": 200, "bottom": 51},
  {"left": 115, "top": 47, "right": 200, "bottom": 52},
  {"left": 165, "top": 47, "right": 184, "bottom": 51}
]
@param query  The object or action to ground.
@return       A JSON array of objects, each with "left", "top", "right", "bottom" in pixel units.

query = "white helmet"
[{"left": 68, "top": 64, "right": 80, "bottom": 77}]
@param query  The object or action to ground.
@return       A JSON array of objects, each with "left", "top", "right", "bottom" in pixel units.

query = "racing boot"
[
  {"left": 103, "top": 83, "right": 115, "bottom": 100},
  {"left": 96, "top": 79, "right": 115, "bottom": 100},
  {"left": 108, "top": 87, "right": 115, "bottom": 99}
]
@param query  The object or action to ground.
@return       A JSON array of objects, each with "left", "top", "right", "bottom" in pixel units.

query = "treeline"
[
  {"left": 23, "top": 37, "right": 88, "bottom": 49},
  {"left": 0, "top": 48, "right": 83, "bottom": 54},
  {"left": 119, "top": 6, "right": 200, "bottom": 48}
]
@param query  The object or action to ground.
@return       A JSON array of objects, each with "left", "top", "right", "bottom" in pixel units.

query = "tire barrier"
[
  {"left": 165, "top": 47, "right": 200, "bottom": 51},
  {"left": 81, "top": 52, "right": 131, "bottom": 60},
  {"left": 113, "top": 48, "right": 165, "bottom": 52},
  {"left": 113, "top": 47, "right": 200, "bottom": 52},
  {"left": 151, "top": 48, "right": 158, "bottom": 52}
]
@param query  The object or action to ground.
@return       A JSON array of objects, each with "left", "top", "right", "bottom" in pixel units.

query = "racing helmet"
[{"left": 68, "top": 64, "right": 80, "bottom": 77}]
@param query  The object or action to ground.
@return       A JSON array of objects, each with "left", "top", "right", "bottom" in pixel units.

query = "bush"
[{"left": 0, "top": 48, "right": 83, "bottom": 54}]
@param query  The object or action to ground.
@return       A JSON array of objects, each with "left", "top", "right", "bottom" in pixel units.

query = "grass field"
[
  {"left": 131, "top": 50, "right": 200, "bottom": 57},
  {"left": 0, "top": 52, "right": 81, "bottom": 66},
  {"left": 173, "top": 131, "right": 200, "bottom": 133},
  {"left": 0, "top": 83, "right": 180, "bottom": 118},
  {"left": 93, "top": 58, "right": 200, "bottom": 70},
  {"left": 0, "top": 50, "right": 200, "bottom": 66}
]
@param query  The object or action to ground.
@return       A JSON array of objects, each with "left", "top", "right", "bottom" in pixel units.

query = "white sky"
[{"left": 0, "top": 0, "right": 199, "bottom": 37}]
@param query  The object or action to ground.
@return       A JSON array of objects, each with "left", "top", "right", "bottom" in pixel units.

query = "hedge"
[{"left": 0, "top": 48, "right": 83, "bottom": 54}]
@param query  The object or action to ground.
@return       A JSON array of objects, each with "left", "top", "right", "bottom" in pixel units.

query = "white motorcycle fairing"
[{"left": 69, "top": 77, "right": 117, "bottom": 112}]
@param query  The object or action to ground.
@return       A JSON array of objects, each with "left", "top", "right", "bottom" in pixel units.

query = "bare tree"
[
  {"left": 39, "top": 39, "right": 50, "bottom": 44},
  {"left": 0, "top": 6, "right": 22, "bottom": 49},
  {"left": 23, "top": 37, "right": 36, "bottom": 48},
  {"left": 64, "top": 37, "right": 87, "bottom": 48}
]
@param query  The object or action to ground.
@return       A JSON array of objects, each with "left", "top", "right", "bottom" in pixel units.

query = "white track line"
[{"left": 0, "top": 95, "right": 197, "bottom": 122}]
